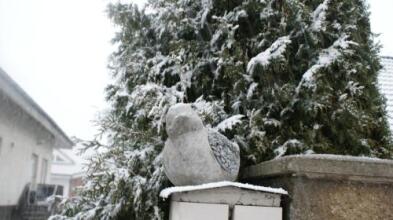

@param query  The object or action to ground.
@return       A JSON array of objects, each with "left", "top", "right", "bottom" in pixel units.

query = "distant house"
[
  {"left": 50, "top": 148, "right": 87, "bottom": 198},
  {"left": 0, "top": 68, "right": 73, "bottom": 220},
  {"left": 379, "top": 57, "right": 393, "bottom": 129}
]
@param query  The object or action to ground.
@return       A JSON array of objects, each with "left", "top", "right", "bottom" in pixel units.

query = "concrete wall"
[
  {"left": 0, "top": 92, "right": 54, "bottom": 206},
  {"left": 242, "top": 155, "right": 393, "bottom": 220}
]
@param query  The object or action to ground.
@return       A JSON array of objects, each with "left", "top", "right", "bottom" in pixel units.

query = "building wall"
[
  {"left": 0, "top": 92, "right": 54, "bottom": 206},
  {"left": 69, "top": 176, "right": 83, "bottom": 197}
]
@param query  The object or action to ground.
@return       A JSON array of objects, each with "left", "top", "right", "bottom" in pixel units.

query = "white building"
[{"left": 0, "top": 68, "right": 73, "bottom": 219}]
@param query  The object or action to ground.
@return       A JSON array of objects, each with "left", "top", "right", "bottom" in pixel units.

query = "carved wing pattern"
[{"left": 207, "top": 129, "right": 240, "bottom": 174}]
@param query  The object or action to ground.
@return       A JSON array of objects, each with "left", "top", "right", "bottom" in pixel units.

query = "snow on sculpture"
[{"left": 163, "top": 103, "right": 240, "bottom": 186}]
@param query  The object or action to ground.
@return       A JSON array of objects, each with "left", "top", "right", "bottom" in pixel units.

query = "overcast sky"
[{"left": 0, "top": 0, "right": 392, "bottom": 141}]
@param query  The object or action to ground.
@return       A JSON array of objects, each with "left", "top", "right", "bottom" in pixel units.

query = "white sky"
[{"left": 0, "top": 0, "right": 392, "bottom": 140}]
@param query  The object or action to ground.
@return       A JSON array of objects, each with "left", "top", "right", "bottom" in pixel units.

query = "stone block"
[
  {"left": 242, "top": 154, "right": 393, "bottom": 220},
  {"left": 170, "top": 186, "right": 282, "bottom": 207},
  {"left": 169, "top": 202, "right": 229, "bottom": 220},
  {"left": 162, "top": 181, "right": 286, "bottom": 220},
  {"left": 233, "top": 205, "right": 282, "bottom": 220}
]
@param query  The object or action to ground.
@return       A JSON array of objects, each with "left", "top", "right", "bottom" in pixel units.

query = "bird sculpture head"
[{"left": 166, "top": 103, "right": 204, "bottom": 138}]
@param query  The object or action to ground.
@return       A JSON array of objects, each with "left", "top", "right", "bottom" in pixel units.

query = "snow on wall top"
[
  {"left": 278, "top": 154, "right": 393, "bottom": 164},
  {"left": 160, "top": 181, "right": 288, "bottom": 199},
  {"left": 379, "top": 56, "right": 393, "bottom": 129}
]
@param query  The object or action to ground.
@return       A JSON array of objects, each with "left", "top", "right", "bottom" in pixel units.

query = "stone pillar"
[
  {"left": 242, "top": 155, "right": 393, "bottom": 220},
  {"left": 160, "top": 182, "right": 286, "bottom": 220}
]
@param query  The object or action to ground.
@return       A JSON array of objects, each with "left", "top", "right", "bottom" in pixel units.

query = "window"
[
  {"left": 31, "top": 154, "right": 39, "bottom": 188},
  {"left": 41, "top": 159, "right": 48, "bottom": 184}
]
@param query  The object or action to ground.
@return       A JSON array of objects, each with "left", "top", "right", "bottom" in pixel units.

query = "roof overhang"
[{"left": 0, "top": 68, "right": 73, "bottom": 149}]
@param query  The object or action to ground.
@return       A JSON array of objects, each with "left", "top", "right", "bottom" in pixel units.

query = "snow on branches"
[
  {"left": 296, "top": 35, "right": 356, "bottom": 92},
  {"left": 52, "top": 0, "right": 392, "bottom": 219},
  {"left": 247, "top": 36, "right": 291, "bottom": 74}
]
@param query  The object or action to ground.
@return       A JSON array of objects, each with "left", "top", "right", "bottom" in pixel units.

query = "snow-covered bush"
[{"left": 51, "top": 0, "right": 392, "bottom": 219}]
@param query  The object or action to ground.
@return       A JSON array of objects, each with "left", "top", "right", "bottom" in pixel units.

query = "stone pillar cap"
[
  {"left": 243, "top": 154, "right": 393, "bottom": 182},
  {"left": 160, "top": 181, "right": 287, "bottom": 199}
]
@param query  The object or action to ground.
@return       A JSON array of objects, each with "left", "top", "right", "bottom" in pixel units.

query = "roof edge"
[{"left": 0, "top": 67, "right": 73, "bottom": 149}]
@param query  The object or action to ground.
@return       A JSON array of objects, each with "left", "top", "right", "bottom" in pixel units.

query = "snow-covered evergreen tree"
[{"left": 51, "top": 0, "right": 393, "bottom": 219}]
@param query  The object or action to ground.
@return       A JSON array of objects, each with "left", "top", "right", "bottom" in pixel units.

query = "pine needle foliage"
[{"left": 51, "top": 0, "right": 392, "bottom": 219}]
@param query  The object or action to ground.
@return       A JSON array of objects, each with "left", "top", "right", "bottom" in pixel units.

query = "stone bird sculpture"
[{"left": 162, "top": 103, "right": 240, "bottom": 186}]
